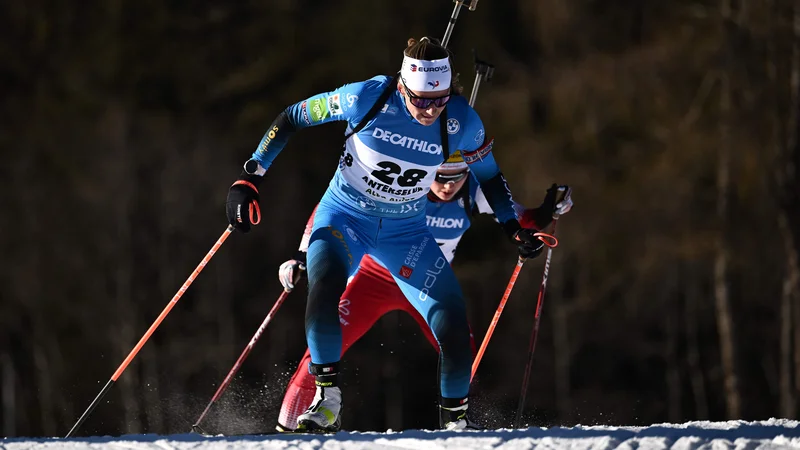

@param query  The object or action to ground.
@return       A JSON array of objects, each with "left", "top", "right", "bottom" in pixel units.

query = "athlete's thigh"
[
  {"left": 373, "top": 225, "right": 466, "bottom": 326},
  {"left": 308, "top": 206, "right": 368, "bottom": 277}
]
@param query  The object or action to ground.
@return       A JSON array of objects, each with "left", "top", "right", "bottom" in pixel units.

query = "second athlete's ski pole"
[
  {"left": 514, "top": 200, "right": 566, "bottom": 428},
  {"left": 471, "top": 232, "right": 557, "bottom": 381},
  {"left": 192, "top": 289, "right": 290, "bottom": 433}
]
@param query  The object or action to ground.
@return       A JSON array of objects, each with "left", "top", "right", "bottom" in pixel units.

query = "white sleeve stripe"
[{"left": 474, "top": 187, "right": 493, "bottom": 215}]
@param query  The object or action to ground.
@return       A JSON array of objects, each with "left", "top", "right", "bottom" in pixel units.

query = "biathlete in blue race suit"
[
  {"left": 274, "top": 158, "right": 574, "bottom": 431},
  {"left": 225, "top": 37, "right": 552, "bottom": 431}
]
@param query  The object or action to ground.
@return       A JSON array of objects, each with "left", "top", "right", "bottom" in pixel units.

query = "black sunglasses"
[
  {"left": 434, "top": 170, "right": 468, "bottom": 184},
  {"left": 401, "top": 78, "right": 451, "bottom": 109}
]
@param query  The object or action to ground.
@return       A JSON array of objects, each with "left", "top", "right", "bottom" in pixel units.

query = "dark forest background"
[{"left": 2, "top": 0, "right": 800, "bottom": 438}]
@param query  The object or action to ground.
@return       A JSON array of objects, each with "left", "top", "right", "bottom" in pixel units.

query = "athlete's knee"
[
  {"left": 429, "top": 304, "right": 471, "bottom": 357},
  {"left": 307, "top": 257, "right": 348, "bottom": 296},
  {"left": 306, "top": 240, "right": 349, "bottom": 329},
  {"left": 438, "top": 327, "right": 471, "bottom": 358}
]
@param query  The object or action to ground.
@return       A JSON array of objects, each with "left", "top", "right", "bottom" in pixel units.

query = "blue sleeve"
[
  {"left": 250, "top": 76, "right": 389, "bottom": 171},
  {"left": 457, "top": 107, "right": 517, "bottom": 224}
]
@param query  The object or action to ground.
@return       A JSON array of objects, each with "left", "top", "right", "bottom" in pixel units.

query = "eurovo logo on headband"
[{"left": 410, "top": 64, "right": 450, "bottom": 73}]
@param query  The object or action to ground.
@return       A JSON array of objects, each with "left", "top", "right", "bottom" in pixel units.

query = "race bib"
[{"left": 339, "top": 134, "right": 440, "bottom": 204}]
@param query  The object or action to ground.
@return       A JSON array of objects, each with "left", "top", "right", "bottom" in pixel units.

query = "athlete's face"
[
  {"left": 430, "top": 168, "right": 469, "bottom": 202},
  {"left": 398, "top": 81, "right": 450, "bottom": 126}
]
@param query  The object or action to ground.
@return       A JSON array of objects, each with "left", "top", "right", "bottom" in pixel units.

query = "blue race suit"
[{"left": 250, "top": 75, "right": 519, "bottom": 399}]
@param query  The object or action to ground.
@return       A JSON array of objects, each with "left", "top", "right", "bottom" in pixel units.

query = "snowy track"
[{"left": 3, "top": 420, "right": 799, "bottom": 450}]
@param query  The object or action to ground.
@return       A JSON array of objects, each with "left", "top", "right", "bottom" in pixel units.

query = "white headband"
[{"left": 401, "top": 55, "right": 452, "bottom": 92}]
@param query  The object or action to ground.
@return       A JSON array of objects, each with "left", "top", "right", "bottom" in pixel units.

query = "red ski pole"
[
  {"left": 471, "top": 232, "right": 558, "bottom": 381},
  {"left": 471, "top": 257, "right": 525, "bottom": 381},
  {"left": 192, "top": 289, "right": 290, "bottom": 433},
  {"left": 514, "top": 217, "right": 562, "bottom": 428},
  {"left": 66, "top": 225, "right": 237, "bottom": 437}
]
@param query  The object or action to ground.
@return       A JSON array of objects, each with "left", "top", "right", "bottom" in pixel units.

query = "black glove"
[
  {"left": 530, "top": 184, "right": 573, "bottom": 230},
  {"left": 502, "top": 220, "right": 545, "bottom": 259},
  {"left": 226, "top": 167, "right": 263, "bottom": 233}
]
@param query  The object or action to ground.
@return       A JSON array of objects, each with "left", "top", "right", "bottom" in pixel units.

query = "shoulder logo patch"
[
  {"left": 474, "top": 128, "right": 485, "bottom": 144},
  {"left": 447, "top": 118, "right": 460, "bottom": 134}
]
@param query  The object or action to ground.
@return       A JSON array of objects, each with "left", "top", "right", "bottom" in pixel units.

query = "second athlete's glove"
[
  {"left": 278, "top": 253, "right": 307, "bottom": 292},
  {"left": 503, "top": 220, "right": 545, "bottom": 259},
  {"left": 547, "top": 184, "right": 573, "bottom": 216},
  {"left": 226, "top": 160, "right": 263, "bottom": 233},
  {"left": 522, "top": 184, "right": 573, "bottom": 230}
]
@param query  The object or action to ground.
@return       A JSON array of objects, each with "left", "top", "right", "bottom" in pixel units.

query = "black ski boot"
[
  {"left": 439, "top": 396, "right": 484, "bottom": 430},
  {"left": 296, "top": 362, "right": 342, "bottom": 433}
]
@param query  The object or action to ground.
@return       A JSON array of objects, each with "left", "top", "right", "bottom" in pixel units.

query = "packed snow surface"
[{"left": 3, "top": 419, "right": 799, "bottom": 449}]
